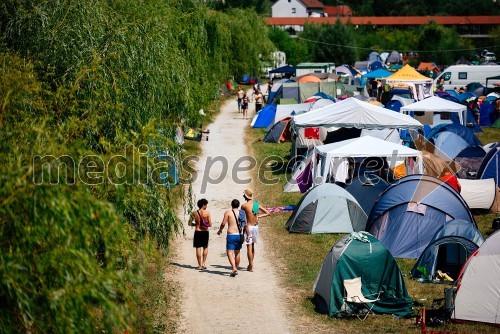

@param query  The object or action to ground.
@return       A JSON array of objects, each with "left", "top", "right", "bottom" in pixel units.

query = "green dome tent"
[{"left": 313, "top": 232, "right": 414, "bottom": 317}]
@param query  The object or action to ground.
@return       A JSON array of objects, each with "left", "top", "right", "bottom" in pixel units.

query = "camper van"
[{"left": 434, "top": 65, "right": 500, "bottom": 91}]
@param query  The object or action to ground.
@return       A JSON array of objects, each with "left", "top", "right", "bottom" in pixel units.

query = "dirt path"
[{"left": 171, "top": 88, "right": 292, "bottom": 334}]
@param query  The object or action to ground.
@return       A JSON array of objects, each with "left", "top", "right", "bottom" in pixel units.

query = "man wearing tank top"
[{"left": 188, "top": 198, "right": 212, "bottom": 270}]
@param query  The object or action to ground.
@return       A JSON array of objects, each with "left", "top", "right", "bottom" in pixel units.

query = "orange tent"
[
  {"left": 417, "top": 62, "right": 440, "bottom": 73},
  {"left": 297, "top": 75, "right": 322, "bottom": 83}
]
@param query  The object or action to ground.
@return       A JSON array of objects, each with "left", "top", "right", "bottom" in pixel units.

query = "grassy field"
[{"left": 247, "top": 125, "right": 499, "bottom": 333}]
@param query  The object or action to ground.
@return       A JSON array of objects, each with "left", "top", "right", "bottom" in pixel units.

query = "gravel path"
[{"left": 172, "top": 88, "right": 292, "bottom": 334}]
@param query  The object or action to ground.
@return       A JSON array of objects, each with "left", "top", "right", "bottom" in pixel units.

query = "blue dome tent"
[{"left": 367, "top": 175, "right": 476, "bottom": 258}]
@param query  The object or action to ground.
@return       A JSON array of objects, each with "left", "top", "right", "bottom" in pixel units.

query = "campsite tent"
[
  {"left": 251, "top": 104, "right": 277, "bottom": 128},
  {"left": 477, "top": 143, "right": 500, "bottom": 187},
  {"left": 285, "top": 183, "right": 367, "bottom": 234},
  {"left": 384, "top": 65, "right": 434, "bottom": 101},
  {"left": 459, "top": 178, "right": 496, "bottom": 210},
  {"left": 291, "top": 97, "right": 422, "bottom": 159},
  {"left": 367, "top": 51, "right": 382, "bottom": 63},
  {"left": 432, "top": 131, "right": 470, "bottom": 161},
  {"left": 345, "top": 176, "right": 389, "bottom": 216},
  {"left": 386, "top": 51, "right": 402, "bottom": 64},
  {"left": 426, "top": 123, "right": 482, "bottom": 147},
  {"left": 263, "top": 118, "right": 292, "bottom": 143},
  {"left": 385, "top": 95, "right": 416, "bottom": 112},
  {"left": 361, "top": 68, "right": 392, "bottom": 84},
  {"left": 272, "top": 102, "right": 313, "bottom": 126},
  {"left": 269, "top": 64, "right": 295, "bottom": 76},
  {"left": 283, "top": 148, "right": 314, "bottom": 193},
  {"left": 430, "top": 219, "right": 484, "bottom": 246},
  {"left": 313, "top": 232, "right": 413, "bottom": 317},
  {"left": 369, "top": 61, "right": 385, "bottom": 71},
  {"left": 454, "top": 146, "right": 486, "bottom": 179},
  {"left": 417, "top": 62, "right": 440, "bottom": 74},
  {"left": 297, "top": 75, "right": 322, "bottom": 83},
  {"left": 400, "top": 96, "right": 467, "bottom": 126},
  {"left": 410, "top": 236, "right": 479, "bottom": 282},
  {"left": 292, "top": 97, "right": 423, "bottom": 130},
  {"left": 453, "top": 230, "right": 500, "bottom": 324},
  {"left": 311, "top": 98, "right": 335, "bottom": 110},
  {"left": 312, "top": 136, "right": 423, "bottom": 186},
  {"left": 267, "top": 78, "right": 293, "bottom": 105},
  {"left": 367, "top": 175, "right": 476, "bottom": 258}
]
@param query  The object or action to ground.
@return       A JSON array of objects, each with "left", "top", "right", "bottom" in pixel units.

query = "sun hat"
[{"left": 243, "top": 188, "right": 253, "bottom": 200}]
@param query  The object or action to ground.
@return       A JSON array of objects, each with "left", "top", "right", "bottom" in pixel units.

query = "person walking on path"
[
  {"left": 188, "top": 198, "right": 212, "bottom": 270},
  {"left": 236, "top": 86, "right": 244, "bottom": 113},
  {"left": 241, "top": 189, "right": 270, "bottom": 272},
  {"left": 242, "top": 92, "right": 249, "bottom": 119},
  {"left": 253, "top": 89, "right": 264, "bottom": 113},
  {"left": 217, "top": 199, "right": 248, "bottom": 277}
]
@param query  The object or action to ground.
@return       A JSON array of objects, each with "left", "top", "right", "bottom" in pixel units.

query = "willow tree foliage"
[{"left": 0, "top": 0, "right": 273, "bottom": 332}]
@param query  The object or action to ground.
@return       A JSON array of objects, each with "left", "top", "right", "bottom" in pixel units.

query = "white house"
[{"left": 271, "top": 0, "right": 325, "bottom": 18}]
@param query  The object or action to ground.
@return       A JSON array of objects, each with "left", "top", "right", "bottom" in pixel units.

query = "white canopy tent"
[
  {"left": 292, "top": 97, "right": 423, "bottom": 130},
  {"left": 290, "top": 97, "right": 422, "bottom": 158},
  {"left": 400, "top": 96, "right": 467, "bottom": 126},
  {"left": 312, "top": 136, "right": 423, "bottom": 185}
]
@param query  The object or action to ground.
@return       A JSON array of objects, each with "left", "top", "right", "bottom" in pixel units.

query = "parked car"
[{"left": 483, "top": 52, "right": 496, "bottom": 61}]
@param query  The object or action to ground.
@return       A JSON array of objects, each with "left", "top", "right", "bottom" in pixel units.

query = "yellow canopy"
[{"left": 385, "top": 64, "right": 433, "bottom": 83}]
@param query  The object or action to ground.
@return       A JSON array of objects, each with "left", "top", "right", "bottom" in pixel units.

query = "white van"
[{"left": 434, "top": 65, "right": 500, "bottom": 91}]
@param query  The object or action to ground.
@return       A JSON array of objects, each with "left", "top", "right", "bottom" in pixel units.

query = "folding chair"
[{"left": 343, "top": 277, "right": 383, "bottom": 320}]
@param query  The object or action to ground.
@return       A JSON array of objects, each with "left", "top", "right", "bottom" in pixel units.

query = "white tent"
[
  {"left": 453, "top": 230, "right": 500, "bottom": 324},
  {"left": 284, "top": 130, "right": 401, "bottom": 193},
  {"left": 312, "top": 136, "right": 423, "bottom": 185},
  {"left": 272, "top": 102, "right": 313, "bottom": 128},
  {"left": 292, "top": 97, "right": 423, "bottom": 130},
  {"left": 400, "top": 96, "right": 467, "bottom": 126},
  {"left": 459, "top": 178, "right": 496, "bottom": 210}
]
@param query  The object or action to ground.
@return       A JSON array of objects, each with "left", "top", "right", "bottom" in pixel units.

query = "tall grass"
[{"left": 0, "top": 1, "right": 275, "bottom": 332}]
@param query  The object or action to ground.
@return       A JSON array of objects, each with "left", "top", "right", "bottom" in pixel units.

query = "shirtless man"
[
  {"left": 217, "top": 199, "right": 248, "bottom": 277},
  {"left": 241, "top": 188, "right": 270, "bottom": 272},
  {"left": 188, "top": 198, "right": 212, "bottom": 270},
  {"left": 236, "top": 86, "right": 244, "bottom": 113},
  {"left": 253, "top": 89, "right": 264, "bottom": 113}
]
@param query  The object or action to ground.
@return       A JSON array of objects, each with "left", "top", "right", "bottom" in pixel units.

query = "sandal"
[{"left": 230, "top": 270, "right": 238, "bottom": 277}]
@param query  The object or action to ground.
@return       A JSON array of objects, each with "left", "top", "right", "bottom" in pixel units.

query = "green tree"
[
  {"left": 268, "top": 27, "right": 298, "bottom": 65},
  {"left": 417, "top": 22, "right": 472, "bottom": 66}
]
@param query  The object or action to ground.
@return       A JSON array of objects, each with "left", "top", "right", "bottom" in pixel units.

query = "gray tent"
[
  {"left": 285, "top": 183, "right": 367, "bottom": 234},
  {"left": 386, "top": 50, "right": 402, "bottom": 65}
]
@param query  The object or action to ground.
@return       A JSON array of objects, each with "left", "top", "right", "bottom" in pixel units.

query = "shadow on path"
[{"left": 171, "top": 262, "right": 229, "bottom": 276}]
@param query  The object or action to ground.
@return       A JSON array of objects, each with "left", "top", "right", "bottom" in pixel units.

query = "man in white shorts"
[{"left": 241, "top": 188, "right": 270, "bottom": 272}]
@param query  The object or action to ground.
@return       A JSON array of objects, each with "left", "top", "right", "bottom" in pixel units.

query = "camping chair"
[{"left": 343, "top": 277, "right": 383, "bottom": 320}]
